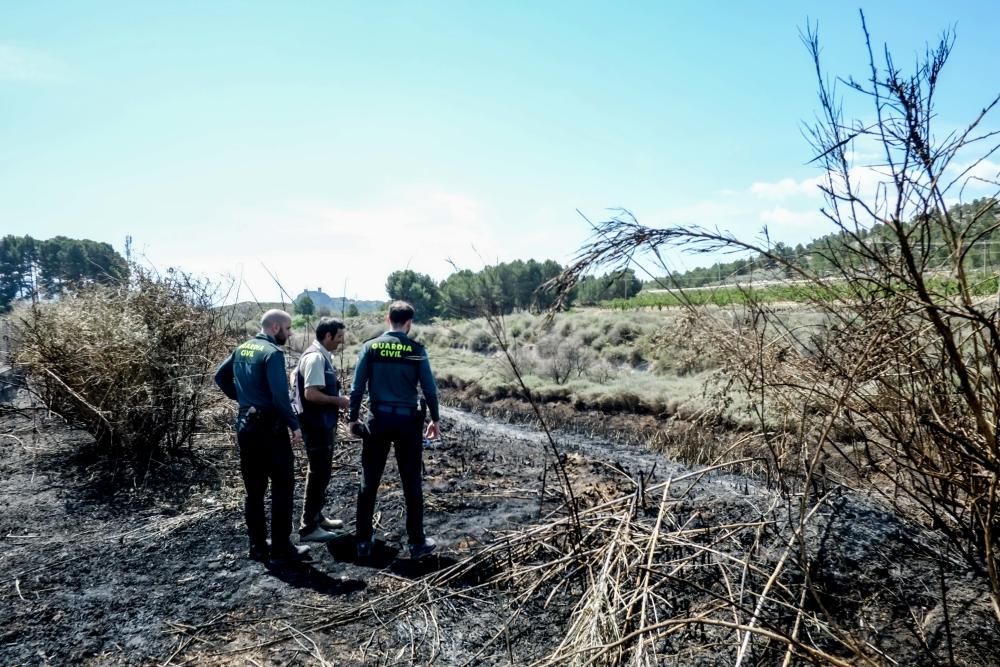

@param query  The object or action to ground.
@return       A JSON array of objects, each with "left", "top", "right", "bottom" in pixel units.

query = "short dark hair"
[
  {"left": 388, "top": 300, "right": 415, "bottom": 325},
  {"left": 315, "top": 317, "right": 346, "bottom": 341}
]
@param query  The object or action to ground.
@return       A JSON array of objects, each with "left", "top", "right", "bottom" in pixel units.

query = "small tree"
[
  {"left": 385, "top": 269, "right": 440, "bottom": 320},
  {"left": 346, "top": 303, "right": 360, "bottom": 317},
  {"left": 294, "top": 293, "right": 315, "bottom": 316}
]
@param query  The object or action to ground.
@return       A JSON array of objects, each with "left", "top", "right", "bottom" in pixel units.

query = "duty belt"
[
  {"left": 242, "top": 405, "right": 278, "bottom": 419},
  {"left": 374, "top": 404, "right": 418, "bottom": 416}
]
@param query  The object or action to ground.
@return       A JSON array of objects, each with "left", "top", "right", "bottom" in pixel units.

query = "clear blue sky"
[{"left": 2, "top": 2, "right": 997, "bottom": 301}]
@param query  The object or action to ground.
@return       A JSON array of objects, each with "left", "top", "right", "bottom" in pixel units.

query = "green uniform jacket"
[
  {"left": 348, "top": 330, "right": 439, "bottom": 422},
  {"left": 215, "top": 333, "right": 300, "bottom": 431}
]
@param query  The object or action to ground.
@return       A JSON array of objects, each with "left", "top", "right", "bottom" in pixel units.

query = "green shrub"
[
  {"left": 603, "top": 344, "right": 644, "bottom": 368},
  {"left": 577, "top": 327, "right": 601, "bottom": 346},
  {"left": 291, "top": 314, "right": 314, "bottom": 329},
  {"left": 606, "top": 321, "right": 640, "bottom": 345},
  {"left": 590, "top": 334, "right": 609, "bottom": 351},
  {"left": 466, "top": 327, "right": 496, "bottom": 353}
]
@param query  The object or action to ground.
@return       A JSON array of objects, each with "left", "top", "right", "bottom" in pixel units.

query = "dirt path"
[{"left": 1, "top": 403, "right": 998, "bottom": 665}]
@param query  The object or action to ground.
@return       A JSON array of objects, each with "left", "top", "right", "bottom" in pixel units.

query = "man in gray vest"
[
  {"left": 348, "top": 301, "right": 440, "bottom": 560},
  {"left": 295, "top": 317, "right": 350, "bottom": 543},
  {"left": 215, "top": 309, "right": 310, "bottom": 566}
]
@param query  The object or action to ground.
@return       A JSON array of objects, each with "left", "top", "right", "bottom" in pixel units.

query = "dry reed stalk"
[{"left": 218, "top": 457, "right": 884, "bottom": 666}]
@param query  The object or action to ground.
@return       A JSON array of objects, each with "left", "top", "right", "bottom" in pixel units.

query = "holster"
[{"left": 237, "top": 406, "right": 280, "bottom": 435}]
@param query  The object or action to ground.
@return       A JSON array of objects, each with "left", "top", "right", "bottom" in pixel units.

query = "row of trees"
[
  {"left": 384, "top": 260, "right": 563, "bottom": 320},
  {"left": 384, "top": 261, "right": 642, "bottom": 320},
  {"left": 574, "top": 269, "right": 642, "bottom": 304},
  {"left": 1, "top": 235, "right": 129, "bottom": 312},
  {"left": 439, "top": 259, "right": 565, "bottom": 317}
]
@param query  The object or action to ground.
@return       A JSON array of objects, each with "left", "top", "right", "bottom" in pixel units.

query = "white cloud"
[
  {"left": 842, "top": 149, "right": 886, "bottom": 164},
  {"left": 750, "top": 175, "right": 824, "bottom": 201},
  {"left": 758, "top": 206, "right": 824, "bottom": 228},
  {"left": 0, "top": 44, "right": 64, "bottom": 82},
  {"left": 751, "top": 165, "right": 915, "bottom": 221},
  {"left": 945, "top": 159, "right": 1000, "bottom": 189}
]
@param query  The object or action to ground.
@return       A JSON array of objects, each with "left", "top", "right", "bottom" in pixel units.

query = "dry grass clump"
[{"left": 11, "top": 268, "right": 231, "bottom": 478}]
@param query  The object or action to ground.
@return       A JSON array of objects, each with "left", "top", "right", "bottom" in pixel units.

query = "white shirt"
[{"left": 299, "top": 340, "right": 335, "bottom": 389}]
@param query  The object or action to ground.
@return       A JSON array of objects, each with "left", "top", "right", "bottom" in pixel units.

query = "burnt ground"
[{"left": 1, "top": 394, "right": 999, "bottom": 666}]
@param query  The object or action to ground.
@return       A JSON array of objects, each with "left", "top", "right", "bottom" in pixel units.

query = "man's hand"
[
  {"left": 305, "top": 387, "right": 350, "bottom": 410},
  {"left": 291, "top": 429, "right": 303, "bottom": 445},
  {"left": 424, "top": 421, "right": 439, "bottom": 441}
]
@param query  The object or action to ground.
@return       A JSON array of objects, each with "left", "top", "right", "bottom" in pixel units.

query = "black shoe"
[
  {"left": 299, "top": 526, "right": 337, "bottom": 543},
  {"left": 270, "top": 543, "right": 312, "bottom": 566},
  {"left": 409, "top": 537, "right": 437, "bottom": 559},
  {"left": 248, "top": 545, "right": 270, "bottom": 563}
]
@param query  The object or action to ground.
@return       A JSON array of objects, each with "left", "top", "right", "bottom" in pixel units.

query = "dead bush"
[
  {"left": 585, "top": 358, "right": 617, "bottom": 384},
  {"left": 537, "top": 333, "right": 595, "bottom": 384},
  {"left": 552, "top": 18, "right": 1000, "bottom": 628},
  {"left": 494, "top": 342, "right": 537, "bottom": 381},
  {"left": 11, "top": 267, "right": 231, "bottom": 479},
  {"left": 577, "top": 326, "right": 601, "bottom": 347}
]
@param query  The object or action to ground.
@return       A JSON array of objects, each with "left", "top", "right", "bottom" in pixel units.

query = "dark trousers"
[
  {"left": 236, "top": 411, "right": 294, "bottom": 555},
  {"left": 300, "top": 423, "right": 334, "bottom": 533},
  {"left": 355, "top": 413, "right": 425, "bottom": 545}
]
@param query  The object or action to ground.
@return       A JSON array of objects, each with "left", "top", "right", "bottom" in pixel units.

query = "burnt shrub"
[{"left": 11, "top": 267, "right": 231, "bottom": 479}]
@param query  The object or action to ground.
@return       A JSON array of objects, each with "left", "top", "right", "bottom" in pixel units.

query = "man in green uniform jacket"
[
  {"left": 348, "top": 301, "right": 440, "bottom": 560},
  {"left": 215, "top": 309, "right": 309, "bottom": 566}
]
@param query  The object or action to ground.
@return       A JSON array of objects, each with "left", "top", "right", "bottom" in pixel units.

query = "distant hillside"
[
  {"left": 294, "top": 289, "right": 384, "bottom": 314},
  {"left": 646, "top": 197, "right": 1000, "bottom": 289}
]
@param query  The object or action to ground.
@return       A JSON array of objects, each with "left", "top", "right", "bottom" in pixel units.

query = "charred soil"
[{"left": 1, "top": 396, "right": 998, "bottom": 665}]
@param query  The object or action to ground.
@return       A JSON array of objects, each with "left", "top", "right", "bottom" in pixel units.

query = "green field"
[{"left": 604, "top": 273, "right": 1000, "bottom": 309}]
